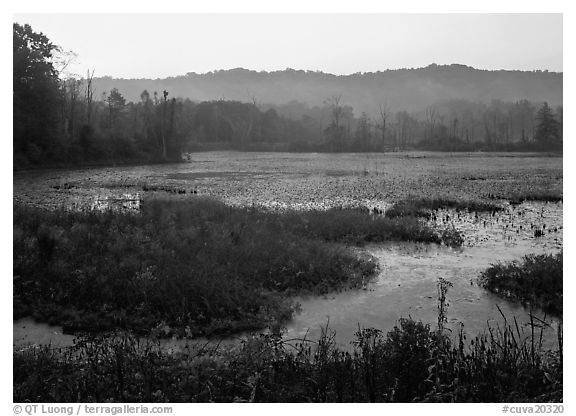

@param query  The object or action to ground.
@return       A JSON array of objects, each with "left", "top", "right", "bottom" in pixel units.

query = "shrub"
[{"left": 478, "top": 253, "right": 563, "bottom": 315}]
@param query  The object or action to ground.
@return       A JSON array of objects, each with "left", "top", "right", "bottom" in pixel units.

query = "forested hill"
[{"left": 93, "top": 65, "right": 562, "bottom": 116}]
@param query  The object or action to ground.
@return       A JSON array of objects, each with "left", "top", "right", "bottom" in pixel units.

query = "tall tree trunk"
[
  {"left": 161, "top": 90, "right": 168, "bottom": 160},
  {"left": 86, "top": 69, "right": 94, "bottom": 125}
]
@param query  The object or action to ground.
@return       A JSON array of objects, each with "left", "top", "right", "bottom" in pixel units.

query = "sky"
[{"left": 13, "top": 13, "right": 563, "bottom": 79}]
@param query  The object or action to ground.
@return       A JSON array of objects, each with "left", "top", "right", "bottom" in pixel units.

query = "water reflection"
[
  {"left": 287, "top": 240, "right": 561, "bottom": 349},
  {"left": 90, "top": 192, "right": 142, "bottom": 211},
  {"left": 284, "top": 202, "right": 562, "bottom": 349}
]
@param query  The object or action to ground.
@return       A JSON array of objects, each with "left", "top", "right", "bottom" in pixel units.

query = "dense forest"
[{"left": 14, "top": 23, "right": 563, "bottom": 168}]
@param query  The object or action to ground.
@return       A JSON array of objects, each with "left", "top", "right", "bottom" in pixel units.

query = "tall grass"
[
  {"left": 14, "top": 279, "right": 562, "bottom": 403},
  {"left": 282, "top": 207, "right": 443, "bottom": 245},
  {"left": 478, "top": 253, "right": 563, "bottom": 316},
  {"left": 14, "top": 197, "right": 379, "bottom": 336},
  {"left": 505, "top": 190, "right": 563, "bottom": 205},
  {"left": 385, "top": 197, "right": 504, "bottom": 220}
]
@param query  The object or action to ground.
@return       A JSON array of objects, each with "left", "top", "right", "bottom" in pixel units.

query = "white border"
[{"left": 4, "top": 2, "right": 571, "bottom": 413}]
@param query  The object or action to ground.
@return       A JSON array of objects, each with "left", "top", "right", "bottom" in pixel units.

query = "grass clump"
[
  {"left": 478, "top": 253, "right": 562, "bottom": 315},
  {"left": 13, "top": 197, "right": 378, "bottom": 337},
  {"left": 14, "top": 280, "right": 562, "bottom": 403},
  {"left": 278, "top": 206, "right": 465, "bottom": 247},
  {"left": 507, "top": 190, "right": 563, "bottom": 205},
  {"left": 283, "top": 208, "right": 443, "bottom": 245},
  {"left": 385, "top": 197, "right": 503, "bottom": 220}
]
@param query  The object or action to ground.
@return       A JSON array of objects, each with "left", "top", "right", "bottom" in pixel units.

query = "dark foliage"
[
  {"left": 282, "top": 208, "right": 446, "bottom": 245},
  {"left": 507, "top": 190, "right": 563, "bottom": 205},
  {"left": 14, "top": 198, "right": 382, "bottom": 336},
  {"left": 385, "top": 197, "right": 503, "bottom": 220},
  {"left": 14, "top": 299, "right": 562, "bottom": 403},
  {"left": 478, "top": 253, "right": 563, "bottom": 315},
  {"left": 535, "top": 103, "right": 561, "bottom": 147},
  {"left": 13, "top": 23, "right": 62, "bottom": 164}
]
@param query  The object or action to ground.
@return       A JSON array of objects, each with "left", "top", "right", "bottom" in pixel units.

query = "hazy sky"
[{"left": 14, "top": 14, "right": 563, "bottom": 78}]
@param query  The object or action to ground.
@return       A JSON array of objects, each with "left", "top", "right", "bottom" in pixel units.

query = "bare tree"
[
  {"left": 243, "top": 92, "right": 259, "bottom": 145},
  {"left": 161, "top": 90, "right": 169, "bottom": 159},
  {"left": 53, "top": 49, "right": 79, "bottom": 78},
  {"left": 396, "top": 111, "right": 416, "bottom": 151},
  {"left": 325, "top": 95, "right": 345, "bottom": 151},
  {"left": 248, "top": 91, "right": 259, "bottom": 108},
  {"left": 354, "top": 112, "right": 372, "bottom": 151},
  {"left": 379, "top": 102, "right": 389, "bottom": 150},
  {"left": 425, "top": 106, "right": 439, "bottom": 141},
  {"left": 451, "top": 117, "right": 459, "bottom": 139},
  {"left": 483, "top": 114, "right": 493, "bottom": 145},
  {"left": 169, "top": 98, "right": 177, "bottom": 154},
  {"left": 67, "top": 78, "right": 81, "bottom": 138},
  {"left": 85, "top": 69, "right": 95, "bottom": 125}
]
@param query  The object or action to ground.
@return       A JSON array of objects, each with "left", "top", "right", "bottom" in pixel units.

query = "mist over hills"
[{"left": 92, "top": 64, "right": 562, "bottom": 117}]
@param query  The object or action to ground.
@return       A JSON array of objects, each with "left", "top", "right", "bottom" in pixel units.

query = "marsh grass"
[
  {"left": 14, "top": 197, "right": 382, "bottom": 337},
  {"left": 385, "top": 197, "right": 504, "bottom": 220},
  {"left": 14, "top": 279, "right": 562, "bottom": 403},
  {"left": 282, "top": 207, "right": 444, "bottom": 245},
  {"left": 14, "top": 196, "right": 458, "bottom": 338},
  {"left": 478, "top": 253, "right": 563, "bottom": 316},
  {"left": 506, "top": 190, "right": 563, "bottom": 205}
]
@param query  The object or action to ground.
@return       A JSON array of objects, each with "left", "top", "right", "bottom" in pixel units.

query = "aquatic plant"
[
  {"left": 281, "top": 207, "right": 448, "bottom": 245},
  {"left": 385, "top": 197, "right": 504, "bottom": 220},
  {"left": 506, "top": 190, "right": 562, "bottom": 205},
  {"left": 478, "top": 253, "right": 563, "bottom": 315}
]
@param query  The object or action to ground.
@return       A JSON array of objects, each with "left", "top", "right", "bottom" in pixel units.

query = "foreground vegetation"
[
  {"left": 14, "top": 280, "right": 562, "bottom": 403},
  {"left": 478, "top": 253, "right": 563, "bottom": 316},
  {"left": 14, "top": 196, "right": 464, "bottom": 337}
]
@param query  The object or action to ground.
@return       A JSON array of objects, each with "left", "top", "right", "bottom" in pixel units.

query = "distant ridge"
[{"left": 92, "top": 64, "right": 562, "bottom": 116}]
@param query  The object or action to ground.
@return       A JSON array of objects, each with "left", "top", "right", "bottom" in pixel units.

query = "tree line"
[
  {"left": 14, "top": 23, "right": 562, "bottom": 168},
  {"left": 93, "top": 64, "right": 562, "bottom": 116}
]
